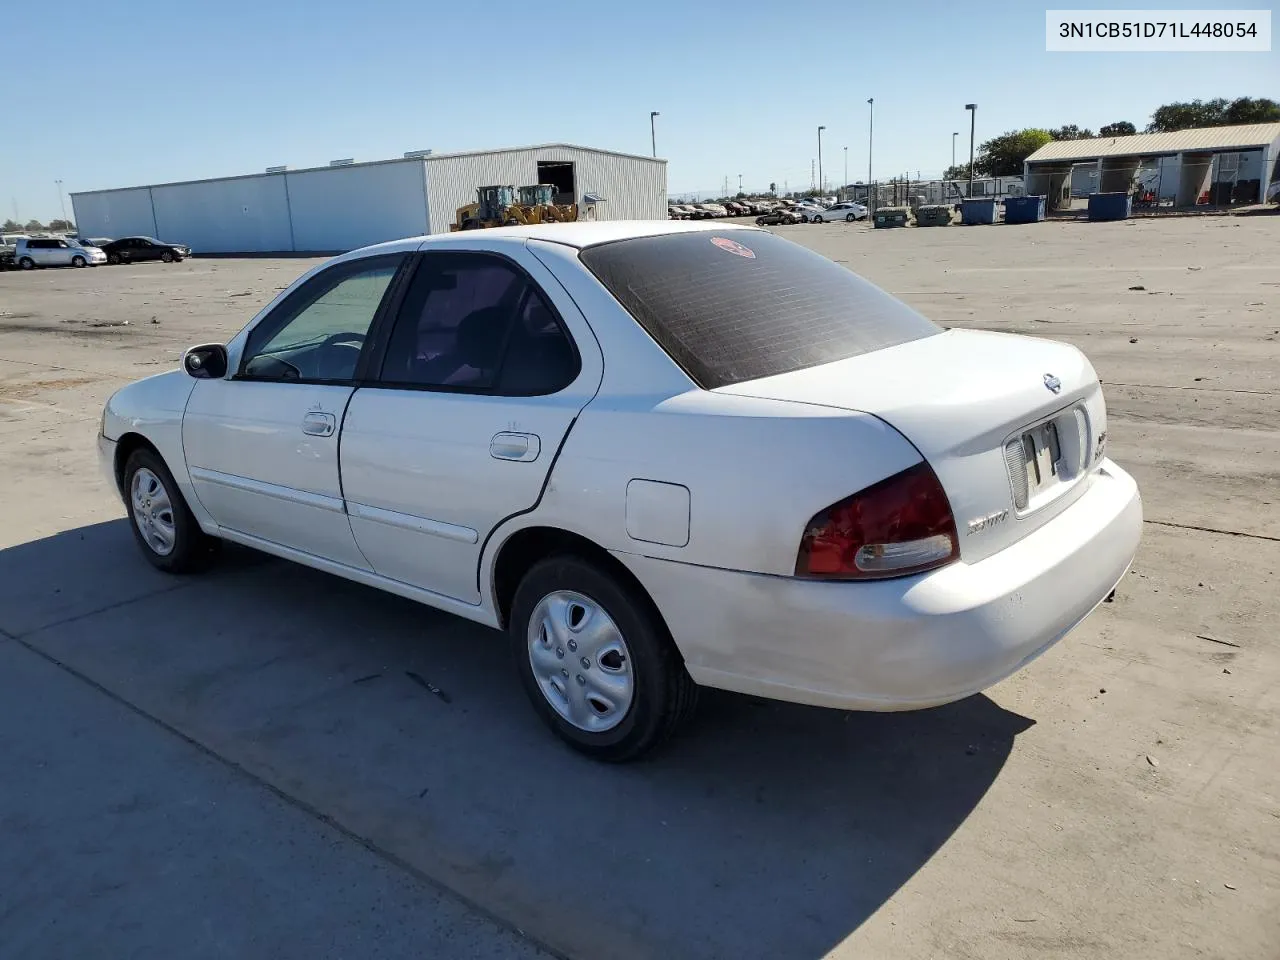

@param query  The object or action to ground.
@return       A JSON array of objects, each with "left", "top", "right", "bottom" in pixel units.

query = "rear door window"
[{"left": 578, "top": 230, "right": 940, "bottom": 389}]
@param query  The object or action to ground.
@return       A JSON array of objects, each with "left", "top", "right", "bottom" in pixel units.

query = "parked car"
[
  {"left": 0, "top": 233, "right": 26, "bottom": 268},
  {"left": 78, "top": 236, "right": 114, "bottom": 248},
  {"left": 791, "top": 202, "right": 826, "bottom": 222},
  {"left": 698, "top": 203, "right": 729, "bottom": 217},
  {"left": 811, "top": 201, "right": 869, "bottom": 222},
  {"left": 98, "top": 221, "right": 1141, "bottom": 761},
  {"left": 14, "top": 236, "right": 107, "bottom": 269},
  {"left": 100, "top": 236, "right": 192, "bottom": 265},
  {"left": 755, "top": 208, "right": 803, "bottom": 225}
]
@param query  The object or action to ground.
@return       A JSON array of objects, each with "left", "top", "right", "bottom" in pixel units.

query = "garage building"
[
  {"left": 70, "top": 144, "right": 667, "bottom": 255},
  {"left": 1023, "top": 122, "right": 1280, "bottom": 211}
]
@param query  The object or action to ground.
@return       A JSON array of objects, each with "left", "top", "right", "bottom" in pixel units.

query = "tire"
[
  {"left": 160, "top": 251, "right": 174, "bottom": 263},
  {"left": 756, "top": 217, "right": 766, "bottom": 225},
  {"left": 813, "top": 215, "right": 825, "bottom": 223},
  {"left": 122, "top": 447, "right": 219, "bottom": 574},
  {"left": 107, "top": 253, "right": 120, "bottom": 264},
  {"left": 846, "top": 213, "right": 856, "bottom": 222},
  {"left": 510, "top": 555, "right": 697, "bottom": 762},
  {"left": 18, "top": 257, "right": 34, "bottom": 270},
  {"left": 72, "top": 255, "right": 87, "bottom": 267}
]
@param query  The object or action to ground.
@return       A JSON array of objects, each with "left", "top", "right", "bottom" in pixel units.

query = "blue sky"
[{"left": 4, "top": 0, "right": 1275, "bottom": 219}]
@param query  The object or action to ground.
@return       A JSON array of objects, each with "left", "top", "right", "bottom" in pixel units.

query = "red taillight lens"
[{"left": 795, "top": 461, "right": 959, "bottom": 580}]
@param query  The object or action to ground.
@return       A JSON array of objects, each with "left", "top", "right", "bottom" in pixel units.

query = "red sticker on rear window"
[{"left": 710, "top": 236, "right": 756, "bottom": 259}]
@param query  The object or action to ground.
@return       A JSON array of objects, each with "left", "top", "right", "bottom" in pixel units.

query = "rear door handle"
[
  {"left": 301, "top": 411, "right": 336, "bottom": 437},
  {"left": 490, "top": 432, "right": 540, "bottom": 462}
]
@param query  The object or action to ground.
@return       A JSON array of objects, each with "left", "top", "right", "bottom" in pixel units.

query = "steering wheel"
[{"left": 322, "top": 331, "right": 366, "bottom": 349}]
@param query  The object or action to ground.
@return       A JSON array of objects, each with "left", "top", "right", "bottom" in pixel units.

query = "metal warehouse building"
[
  {"left": 1024, "top": 123, "right": 1280, "bottom": 211},
  {"left": 70, "top": 144, "right": 667, "bottom": 254}
]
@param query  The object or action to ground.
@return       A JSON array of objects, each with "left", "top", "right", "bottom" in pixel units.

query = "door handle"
[
  {"left": 490, "top": 432, "right": 540, "bottom": 462},
  {"left": 301, "top": 411, "right": 336, "bottom": 437}
]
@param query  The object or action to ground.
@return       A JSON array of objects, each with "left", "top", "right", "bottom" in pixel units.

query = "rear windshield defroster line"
[{"left": 579, "top": 231, "right": 941, "bottom": 390}]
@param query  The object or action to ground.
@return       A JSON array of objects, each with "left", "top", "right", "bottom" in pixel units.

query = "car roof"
[{"left": 417, "top": 219, "right": 761, "bottom": 251}]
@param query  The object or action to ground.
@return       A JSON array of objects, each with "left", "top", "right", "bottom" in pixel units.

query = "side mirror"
[{"left": 184, "top": 343, "right": 228, "bottom": 379}]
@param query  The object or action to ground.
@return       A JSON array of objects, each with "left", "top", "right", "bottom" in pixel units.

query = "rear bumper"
[{"left": 614, "top": 460, "right": 1142, "bottom": 711}]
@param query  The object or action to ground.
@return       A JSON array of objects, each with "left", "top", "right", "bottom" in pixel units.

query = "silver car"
[{"left": 14, "top": 237, "right": 107, "bottom": 269}]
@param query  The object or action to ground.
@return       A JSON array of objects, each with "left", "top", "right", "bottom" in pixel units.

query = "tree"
[
  {"left": 2, "top": 219, "right": 20, "bottom": 232},
  {"left": 1048, "top": 124, "right": 1095, "bottom": 141},
  {"left": 48, "top": 219, "right": 75, "bottom": 232},
  {"left": 1099, "top": 121, "right": 1136, "bottom": 137},
  {"left": 24, "top": 219, "right": 45, "bottom": 232},
  {"left": 943, "top": 163, "right": 971, "bottom": 181},
  {"left": 973, "top": 129, "right": 1053, "bottom": 177},
  {"left": 768, "top": 181, "right": 777, "bottom": 195},
  {"left": 1224, "top": 96, "right": 1280, "bottom": 124}
]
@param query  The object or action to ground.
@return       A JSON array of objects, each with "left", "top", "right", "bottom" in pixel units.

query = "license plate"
[{"left": 1020, "top": 421, "right": 1062, "bottom": 494}]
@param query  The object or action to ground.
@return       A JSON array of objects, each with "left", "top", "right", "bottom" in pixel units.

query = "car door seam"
[{"left": 335, "top": 385, "right": 377, "bottom": 571}]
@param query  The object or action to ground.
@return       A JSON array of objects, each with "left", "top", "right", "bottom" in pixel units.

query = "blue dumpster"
[
  {"left": 1003, "top": 195, "right": 1046, "bottom": 224},
  {"left": 1087, "top": 192, "right": 1131, "bottom": 221},
  {"left": 961, "top": 198, "right": 998, "bottom": 225}
]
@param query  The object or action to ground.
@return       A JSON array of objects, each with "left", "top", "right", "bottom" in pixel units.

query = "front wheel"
[
  {"left": 123, "top": 448, "right": 219, "bottom": 574},
  {"left": 18, "top": 257, "right": 34, "bottom": 270},
  {"left": 160, "top": 251, "right": 174, "bottom": 263},
  {"left": 107, "top": 253, "right": 120, "bottom": 264},
  {"left": 511, "top": 555, "right": 697, "bottom": 762},
  {"left": 72, "top": 255, "right": 87, "bottom": 267}
]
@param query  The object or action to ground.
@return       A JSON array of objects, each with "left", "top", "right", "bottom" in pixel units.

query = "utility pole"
[
  {"left": 867, "top": 98, "right": 874, "bottom": 184},
  {"left": 738, "top": 173, "right": 743, "bottom": 193},
  {"left": 810, "top": 159, "right": 815, "bottom": 191},
  {"left": 965, "top": 104, "right": 977, "bottom": 198},
  {"left": 55, "top": 179, "right": 68, "bottom": 229},
  {"left": 817, "top": 125, "right": 826, "bottom": 196},
  {"left": 952, "top": 131, "right": 958, "bottom": 174},
  {"left": 843, "top": 146, "right": 848, "bottom": 196},
  {"left": 650, "top": 111, "right": 659, "bottom": 157}
]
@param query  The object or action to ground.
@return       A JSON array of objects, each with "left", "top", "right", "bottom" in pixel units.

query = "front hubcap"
[
  {"left": 528, "top": 590, "right": 633, "bottom": 733},
  {"left": 130, "top": 467, "right": 176, "bottom": 556}
]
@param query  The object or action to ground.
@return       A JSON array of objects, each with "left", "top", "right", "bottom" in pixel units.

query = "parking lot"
[{"left": 1, "top": 216, "right": 1277, "bottom": 959}]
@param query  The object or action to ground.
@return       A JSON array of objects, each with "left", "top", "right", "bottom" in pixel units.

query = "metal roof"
[
  {"left": 1025, "top": 123, "right": 1280, "bottom": 164},
  {"left": 70, "top": 143, "right": 663, "bottom": 197}
]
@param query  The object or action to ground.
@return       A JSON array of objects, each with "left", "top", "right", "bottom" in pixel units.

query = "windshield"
[{"left": 579, "top": 230, "right": 941, "bottom": 390}]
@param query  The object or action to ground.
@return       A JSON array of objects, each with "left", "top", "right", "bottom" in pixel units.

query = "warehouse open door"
[{"left": 536, "top": 161, "right": 576, "bottom": 205}]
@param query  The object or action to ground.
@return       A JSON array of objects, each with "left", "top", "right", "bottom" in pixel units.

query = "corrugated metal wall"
[
  {"left": 287, "top": 160, "right": 429, "bottom": 252},
  {"left": 71, "top": 188, "right": 157, "bottom": 241},
  {"left": 70, "top": 147, "right": 665, "bottom": 252},
  {"left": 424, "top": 147, "right": 667, "bottom": 234},
  {"left": 152, "top": 175, "right": 293, "bottom": 253}
]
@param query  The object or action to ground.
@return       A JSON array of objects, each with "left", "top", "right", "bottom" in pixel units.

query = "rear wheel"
[
  {"left": 813, "top": 214, "right": 825, "bottom": 223},
  {"left": 18, "top": 257, "right": 34, "bottom": 270},
  {"left": 510, "top": 555, "right": 697, "bottom": 762},
  {"left": 845, "top": 213, "right": 857, "bottom": 222},
  {"left": 122, "top": 447, "right": 219, "bottom": 573},
  {"left": 72, "top": 255, "right": 87, "bottom": 267}
]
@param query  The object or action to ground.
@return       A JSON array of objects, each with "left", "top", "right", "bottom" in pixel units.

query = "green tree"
[
  {"left": 2, "top": 219, "right": 21, "bottom": 232},
  {"left": 973, "top": 129, "right": 1053, "bottom": 177},
  {"left": 1048, "top": 124, "right": 1095, "bottom": 141},
  {"left": 1224, "top": 96, "right": 1280, "bottom": 124},
  {"left": 943, "top": 163, "right": 971, "bottom": 181},
  {"left": 1099, "top": 121, "right": 1136, "bottom": 137},
  {"left": 48, "top": 219, "right": 75, "bottom": 232},
  {"left": 24, "top": 219, "right": 45, "bottom": 232},
  {"left": 1147, "top": 98, "right": 1229, "bottom": 131}
]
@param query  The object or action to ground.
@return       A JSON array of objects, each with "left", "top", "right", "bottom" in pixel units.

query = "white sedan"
[
  {"left": 809, "top": 201, "right": 868, "bottom": 222},
  {"left": 98, "top": 221, "right": 1142, "bottom": 761}
]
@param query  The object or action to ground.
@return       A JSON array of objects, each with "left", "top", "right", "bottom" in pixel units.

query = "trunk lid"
[{"left": 717, "top": 329, "right": 1108, "bottom": 563}]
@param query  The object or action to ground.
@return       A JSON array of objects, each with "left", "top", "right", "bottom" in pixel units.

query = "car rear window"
[{"left": 578, "top": 230, "right": 940, "bottom": 389}]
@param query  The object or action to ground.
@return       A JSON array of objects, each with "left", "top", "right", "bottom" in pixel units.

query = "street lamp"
[
  {"left": 54, "top": 179, "right": 68, "bottom": 230},
  {"left": 867, "top": 98, "right": 874, "bottom": 185},
  {"left": 843, "top": 146, "right": 848, "bottom": 197},
  {"left": 650, "top": 111, "right": 660, "bottom": 157},
  {"left": 952, "top": 132, "right": 958, "bottom": 174},
  {"left": 965, "top": 104, "right": 977, "bottom": 197},
  {"left": 817, "top": 125, "right": 825, "bottom": 196}
]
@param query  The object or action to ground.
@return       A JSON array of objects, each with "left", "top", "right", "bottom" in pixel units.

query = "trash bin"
[
  {"left": 1003, "top": 195, "right": 1046, "bottom": 224},
  {"left": 915, "top": 205, "right": 952, "bottom": 226},
  {"left": 873, "top": 207, "right": 910, "bottom": 228},
  {"left": 961, "top": 198, "right": 998, "bottom": 225},
  {"left": 1087, "top": 192, "right": 1132, "bottom": 221}
]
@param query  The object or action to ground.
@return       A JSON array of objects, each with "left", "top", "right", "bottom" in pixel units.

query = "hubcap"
[
  {"left": 527, "top": 590, "right": 634, "bottom": 733},
  {"left": 130, "top": 467, "right": 176, "bottom": 556}
]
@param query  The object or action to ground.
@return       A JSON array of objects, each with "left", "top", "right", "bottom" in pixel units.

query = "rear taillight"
[{"left": 795, "top": 461, "right": 959, "bottom": 580}]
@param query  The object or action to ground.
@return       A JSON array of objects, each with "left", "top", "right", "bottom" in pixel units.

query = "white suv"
[{"left": 15, "top": 237, "right": 107, "bottom": 270}]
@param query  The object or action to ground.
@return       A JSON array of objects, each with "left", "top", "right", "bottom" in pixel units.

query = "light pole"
[
  {"left": 843, "top": 146, "right": 848, "bottom": 196},
  {"left": 817, "top": 125, "right": 825, "bottom": 196},
  {"left": 738, "top": 173, "right": 743, "bottom": 193},
  {"left": 965, "top": 104, "right": 977, "bottom": 197},
  {"left": 54, "top": 179, "right": 69, "bottom": 229},
  {"left": 952, "top": 132, "right": 958, "bottom": 174},
  {"left": 867, "top": 98, "right": 874, "bottom": 185},
  {"left": 650, "top": 111, "right": 660, "bottom": 157}
]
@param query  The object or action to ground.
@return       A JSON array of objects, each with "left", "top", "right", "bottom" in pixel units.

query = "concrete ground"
[{"left": 0, "top": 216, "right": 1276, "bottom": 960}]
